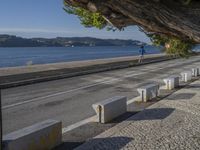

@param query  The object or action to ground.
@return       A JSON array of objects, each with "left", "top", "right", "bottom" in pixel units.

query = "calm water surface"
[{"left": 0, "top": 45, "right": 167, "bottom": 68}]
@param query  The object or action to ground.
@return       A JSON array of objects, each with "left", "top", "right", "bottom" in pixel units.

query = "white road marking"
[
  {"left": 62, "top": 116, "right": 97, "bottom": 134},
  {"left": 1, "top": 66, "right": 176, "bottom": 109},
  {"left": 2, "top": 78, "right": 123, "bottom": 109},
  {"left": 93, "top": 77, "right": 114, "bottom": 82},
  {"left": 3, "top": 60, "right": 199, "bottom": 109},
  {"left": 3, "top": 75, "right": 135, "bottom": 109}
]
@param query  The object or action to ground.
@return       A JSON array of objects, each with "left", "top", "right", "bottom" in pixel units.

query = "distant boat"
[{"left": 71, "top": 45, "right": 74, "bottom": 47}]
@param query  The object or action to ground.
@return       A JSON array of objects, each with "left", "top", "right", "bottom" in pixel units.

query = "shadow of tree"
[
  {"left": 166, "top": 93, "right": 196, "bottom": 100},
  {"left": 55, "top": 136, "right": 133, "bottom": 150},
  {"left": 54, "top": 141, "right": 84, "bottom": 150},
  {"left": 111, "top": 111, "right": 139, "bottom": 123},
  {"left": 55, "top": 108, "right": 174, "bottom": 150},
  {"left": 126, "top": 108, "right": 175, "bottom": 121},
  {"left": 185, "top": 84, "right": 200, "bottom": 89},
  {"left": 54, "top": 112, "right": 137, "bottom": 150}
]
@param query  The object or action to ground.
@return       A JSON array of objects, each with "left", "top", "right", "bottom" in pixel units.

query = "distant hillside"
[{"left": 0, "top": 34, "right": 146, "bottom": 47}]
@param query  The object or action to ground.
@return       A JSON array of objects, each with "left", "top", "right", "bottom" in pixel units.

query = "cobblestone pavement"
[{"left": 76, "top": 79, "right": 200, "bottom": 150}]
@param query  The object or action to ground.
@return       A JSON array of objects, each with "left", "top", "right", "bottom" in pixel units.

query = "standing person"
[{"left": 138, "top": 45, "right": 146, "bottom": 63}]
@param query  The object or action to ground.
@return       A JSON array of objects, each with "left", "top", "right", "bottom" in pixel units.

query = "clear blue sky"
[{"left": 0, "top": 0, "right": 150, "bottom": 43}]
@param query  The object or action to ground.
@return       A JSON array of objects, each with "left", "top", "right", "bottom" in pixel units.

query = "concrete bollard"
[
  {"left": 197, "top": 67, "right": 200, "bottom": 76},
  {"left": 192, "top": 68, "right": 198, "bottom": 77},
  {"left": 3, "top": 120, "right": 62, "bottom": 150},
  {"left": 137, "top": 84, "right": 159, "bottom": 102},
  {"left": 92, "top": 96, "right": 127, "bottom": 123},
  {"left": 181, "top": 71, "right": 192, "bottom": 82},
  {"left": 163, "top": 76, "right": 179, "bottom": 90}
]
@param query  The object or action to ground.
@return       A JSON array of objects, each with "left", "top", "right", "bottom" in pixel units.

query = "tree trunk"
[{"left": 65, "top": 0, "right": 200, "bottom": 43}]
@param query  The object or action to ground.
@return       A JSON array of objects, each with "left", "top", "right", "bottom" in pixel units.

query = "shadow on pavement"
[
  {"left": 55, "top": 108, "right": 174, "bottom": 150},
  {"left": 185, "top": 84, "right": 200, "bottom": 89},
  {"left": 54, "top": 112, "right": 137, "bottom": 150},
  {"left": 127, "top": 108, "right": 175, "bottom": 121},
  {"left": 55, "top": 136, "right": 133, "bottom": 150},
  {"left": 166, "top": 93, "right": 196, "bottom": 100},
  {"left": 54, "top": 141, "right": 84, "bottom": 150}
]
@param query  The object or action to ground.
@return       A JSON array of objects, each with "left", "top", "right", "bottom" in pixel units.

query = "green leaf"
[{"left": 63, "top": 4, "right": 107, "bottom": 29}]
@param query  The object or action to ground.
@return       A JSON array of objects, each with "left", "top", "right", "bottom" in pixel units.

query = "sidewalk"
[{"left": 76, "top": 79, "right": 200, "bottom": 150}]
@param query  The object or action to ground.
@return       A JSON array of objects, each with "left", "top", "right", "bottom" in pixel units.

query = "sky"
[{"left": 0, "top": 0, "right": 151, "bottom": 43}]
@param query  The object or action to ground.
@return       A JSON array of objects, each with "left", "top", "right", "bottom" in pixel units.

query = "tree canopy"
[{"left": 63, "top": 0, "right": 200, "bottom": 56}]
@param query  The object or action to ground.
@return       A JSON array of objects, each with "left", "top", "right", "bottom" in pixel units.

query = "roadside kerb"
[
  {"left": 181, "top": 71, "right": 192, "bottom": 82},
  {"left": 137, "top": 84, "right": 160, "bottom": 102},
  {"left": 92, "top": 96, "right": 127, "bottom": 123},
  {"left": 192, "top": 68, "right": 198, "bottom": 77},
  {"left": 163, "top": 76, "right": 180, "bottom": 90},
  {"left": 3, "top": 120, "right": 62, "bottom": 150}
]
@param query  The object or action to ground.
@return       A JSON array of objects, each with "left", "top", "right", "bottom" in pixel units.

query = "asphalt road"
[{"left": 2, "top": 55, "right": 200, "bottom": 135}]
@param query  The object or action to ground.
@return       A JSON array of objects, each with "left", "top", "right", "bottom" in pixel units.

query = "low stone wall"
[
  {"left": 181, "top": 71, "right": 192, "bottom": 82},
  {"left": 3, "top": 120, "right": 62, "bottom": 150},
  {"left": 137, "top": 84, "right": 160, "bottom": 102},
  {"left": 163, "top": 76, "right": 180, "bottom": 90},
  {"left": 92, "top": 96, "right": 127, "bottom": 123}
]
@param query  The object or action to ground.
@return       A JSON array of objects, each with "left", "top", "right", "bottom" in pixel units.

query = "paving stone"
[{"left": 76, "top": 80, "right": 200, "bottom": 150}]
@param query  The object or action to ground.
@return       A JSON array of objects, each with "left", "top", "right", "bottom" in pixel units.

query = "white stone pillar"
[
  {"left": 192, "top": 68, "right": 198, "bottom": 77},
  {"left": 181, "top": 71, "right": 192, "bottom": 82},
  {"left": 137, "top": 84, "right": 159, "bottom": 102},
  {"left": 163, "top": 76, "right": 179, "bottom": 90},
  {"left": 92, "top": 96, "right": 127, "bottom": 123}
]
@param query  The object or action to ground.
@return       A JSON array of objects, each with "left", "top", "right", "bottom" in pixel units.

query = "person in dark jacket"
[{"left": 138, "top": 45, "right": 146, "bottom": 63}]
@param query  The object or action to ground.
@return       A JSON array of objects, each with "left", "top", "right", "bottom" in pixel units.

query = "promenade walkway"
[{"left": 76, "top": 79, "right": 200, "bottom": 150}]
